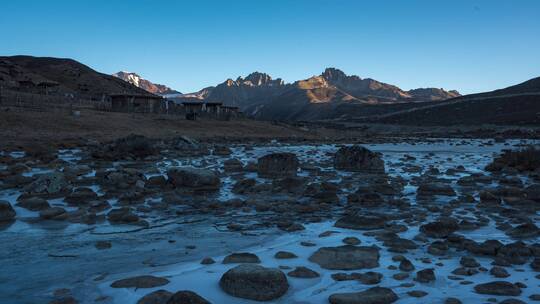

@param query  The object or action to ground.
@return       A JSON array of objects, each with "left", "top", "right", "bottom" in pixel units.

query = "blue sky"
[{"left": 1, "top": 0, "right": 539, "bottom": 94}]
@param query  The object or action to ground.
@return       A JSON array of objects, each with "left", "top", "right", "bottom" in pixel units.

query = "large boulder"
[
  {"left": 111, "top": 275, "right": 170, "bottom": 289},
  {"left": 257, "top": 153, "right": 299, "bottom": 178},
  {"left": 64, "top": 187, "right": 99, "bottom": 205},
  {"left": 287, "top": 266, "right": 320, "bottom": 278},
  {"left": 309, "top": 245, "right": 379, "bottom": 270},
  {"left": 486, "top": 147, "right": 540, "bottom": 173},
  {"left": 219, "top": 264, "right": 289, "bottom": 301},
  {"left": 222, "top": 253, "right": 260, "bottom": 264},
  {"left": 137, "top": 290, "right": 173, "bottom": 304},
  {"left": 474, "top": 281, "right": 521, "bottom": 296},
  {"left": 167, "top": 167, "right": 220, "bottom": 191},
  {"left": 0, "top": 200, "right": 16, "bottom": 222},
  {"left": 166, "top": 291, "right": 211, "bottom": 304},
  {"left": 334, "top": 146, "right": 385, "bottom": 173},
  {"left": 23, "top": 172, "right": 69, "bottom": 196},
  {"left": 17, "top": 197, "right": 50, "bottom": 211},
  {"left": 92, "top": 134, "right": 157, "bottom": 160},
  {"left": 506, "top": 223, "right": 540, "bottom": 239},
  {"left": 415, "top": 268, "right": 436, "bottom": 283},
  {"left": 39, "top": 207, "right": 68, "bottom": 220},
  {"left": 329, "top": 287, "right": 398, "bottom": 304}
]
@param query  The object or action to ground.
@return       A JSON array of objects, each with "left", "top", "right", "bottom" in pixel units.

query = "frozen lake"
[{"left": 1, "top": 138, "right": 539, "bottom": 304}]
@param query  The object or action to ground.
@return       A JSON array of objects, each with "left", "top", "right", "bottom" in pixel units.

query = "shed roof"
[
  {"left": 109, "top": 93, "right": 163, "bottom": 99},
  {"left": 205, "top": 102, "right": 223, "bottom": 106},
  {"left": 182, "top": 101, "right": 204, "bottom": 106}
]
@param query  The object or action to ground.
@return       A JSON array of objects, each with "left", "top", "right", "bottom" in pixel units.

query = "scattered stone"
[
  {"left": 200, "top": 257, "right": 215, "bottom": 265},
  {"left": 531, "top": 258, "right": 540, "bottom": 271},
  {"left": 334, "top": 214, "right": 386, "bottom": 230},
  {"left": 506, "top": 223, "right": 540, "bottom": 239},
  {"left": 329, "top": 287, "right": 398, "bottom": 304},
  {"left": 167, "top": 167, "right": 220, "bottom": 191},
  {"left": 319, "top": 230, "right": 339, "bottom": 237},
  {"left": 356, "top": 271, "right": 383, "bottom": 285},
  {"left": 451, "top": 267, "right": 478, "bottom": 276},
  {"left": 309, "top": 245, "right": 379, "bottom": 270},
  {"left": 417, "top": 183, "right": 456, "bottom": 197},
  {"left": 474, "top": 281, "right": 521, "bottom": 296},
  {"left": 393, "top": 273, "right": 409, "bottom": 280},
  {"left": 529, "top": 294, "right": 540, "bottom": 301},
  {"left": 420, "top": 218, "right": 459, "bottom": 238},
  {"left": 64, "top": 187, "right": 98, "bottom": 205},
  {"left": 257, "top": 153, "right": 299, "bottom": 178},
  {"left": 48, "top": 297, "right": 78, "bottom": 304},
  {"left": 166, "top": 291, "right": 211, "bottom": 304},
  {"left": 277, "top": 221, "right": 305, "bottom": 232},
  {"left": 342, "top": 237, "right": 361, "bottom": 245},
  {"left": 24, "top": 172, "right": 68, "bottom": 196},
  {"left": 407, "top": 290, "right": 428, "bottom": 298},
  {"left": 107, "top": 208, "right": 139, "bottom": 224},
  {"left": 17, "top": 197, "right": 50, "bottom": 211},
  {"left": 399, "top": 258, "right": 415, "bottom": 272},
  {"left": 331, "top": 272, "right": 361, "bottom": 281},
  {"left": 460, "top": 256, "right": 480, "bottom": 268},
  {"left": 287, "top": 266, "right": 320, "bottom": 278},
  {"left": 333, "top": 145, "right": 385, "bottom": 173},
  {"left": 274, "top": 251, "right": 297, "bottom": 259},
  {"left": 499, "top": 299, "right": 526, "bottom": 304},
  {"left": 415, "top": 269, "right": 435, "bottom": 283},
  {"left": 0, "top": 200, "right": 16, "bottom": 222},
  {"left": 111, "top": 275, "right": 170, "bottom": 289},
  {"left": 490, "top": 266, "right": 510, "bottom": 278},
  {"left": 219, "top": 264, "right": 288, "bottom": 301},
  {"left": 137, "top": 290, "right": 173, "bottom": 304},
  {"left": 223, "top": 159, "right": 243, "bottom": 172},
  {"left": 222, "top": 252, "right": 261, "bottom": 264},
  {"left": 91, "top": 134, "right": 157, "bottom": 160},
  {"left": 39, "top": 207, "right": 67, "bottom": 220}
]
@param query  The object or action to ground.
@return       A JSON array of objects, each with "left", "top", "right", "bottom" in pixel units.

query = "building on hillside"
[
  {"left": 17, "top": 80, "right": 36, "bottom": 91},
  {"left": 221, "top": 105, "right": 240, "bottom": 120},
  {"left": 180, "top": 101, "right": 240, "bottom": 120},
  {"left": 110, "top": 94, "right": 164, "bottom": 113},
  {"left": 182, "top": 101, "right": 204, "bottom": 114},
  {"left": 37, "top": 81, "right": 59, "bottom": 95},
  {"left": 204, "top": 102, "right": 222, "bottom": 115},
  {"left": 182, "top": 101, "right": 204, "bottom": 120}
]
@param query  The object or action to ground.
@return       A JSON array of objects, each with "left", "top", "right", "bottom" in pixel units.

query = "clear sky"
[{"left": 1, "top": 0, "right": 539, "bottom": 94}]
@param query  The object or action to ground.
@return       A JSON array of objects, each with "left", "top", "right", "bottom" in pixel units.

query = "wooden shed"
[
  {"left": 110, "top": 94, "right": 164, "bottom": 113},
  {"left": 204, "top": 102, "right": 222, "bottom": 115}
]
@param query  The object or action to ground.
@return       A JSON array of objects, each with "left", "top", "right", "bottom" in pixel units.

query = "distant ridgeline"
[{"left": 1, "top": 55, "right": 539, "bottom": 125}]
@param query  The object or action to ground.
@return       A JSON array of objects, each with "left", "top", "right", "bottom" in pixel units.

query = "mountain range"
[{"left": 165, "top": 68, "right": 460, "bottom": 120}]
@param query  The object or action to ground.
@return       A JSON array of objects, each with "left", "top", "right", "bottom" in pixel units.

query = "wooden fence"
[{"left": 0, "top": 89, "right": 111, "bottom": 112}]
